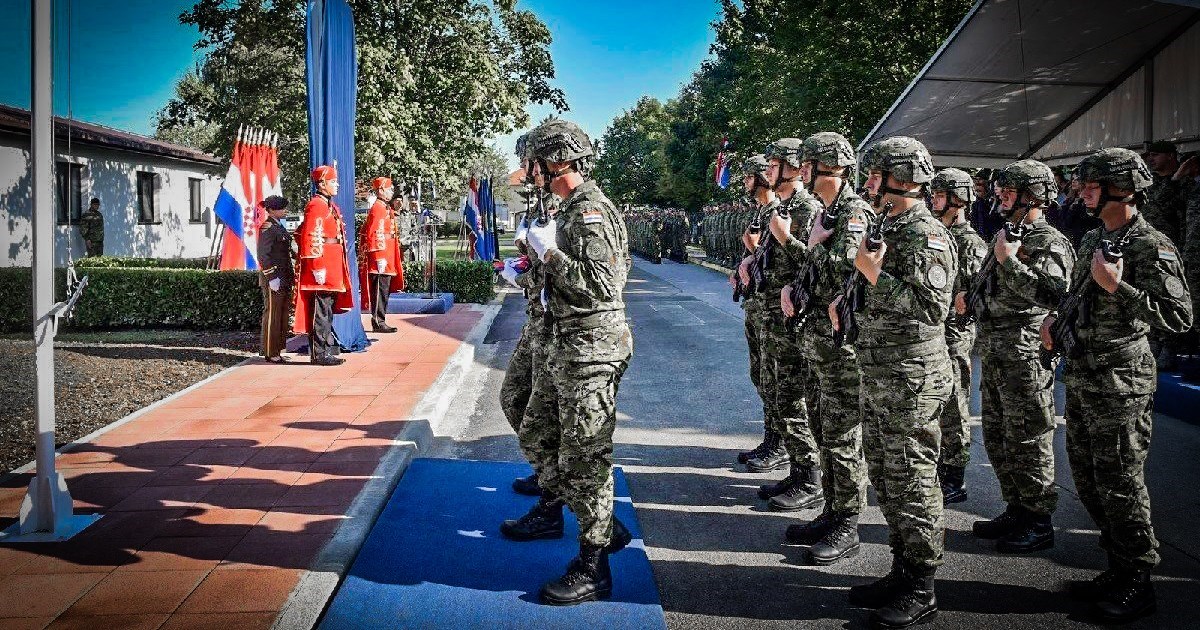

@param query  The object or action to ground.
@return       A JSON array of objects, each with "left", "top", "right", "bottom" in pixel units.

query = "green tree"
[{"left": 593, "top": 96, "right": 672, "bottom": 206}]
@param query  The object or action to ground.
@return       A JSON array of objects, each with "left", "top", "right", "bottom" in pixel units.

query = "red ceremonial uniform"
[
  {"left": 293, "top": 194, "right": 353, "bottom": 334},
  {"left": 358, "top": 198, "right": 406, "bottom": 309}
]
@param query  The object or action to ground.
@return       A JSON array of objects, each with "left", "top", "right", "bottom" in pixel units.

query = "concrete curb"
[{"left": 272, "top": 303, "right": 502, "bottom": 630}]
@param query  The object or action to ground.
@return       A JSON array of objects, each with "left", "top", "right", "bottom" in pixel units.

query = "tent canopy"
[{"left": 860, "top": 0, "right": 1200, "bottom": 168}]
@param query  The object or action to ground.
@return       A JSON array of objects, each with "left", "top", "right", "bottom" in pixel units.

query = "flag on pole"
[
  {"left": 215, "top": 127, "right": 282, "bottom": 270},
  {"left": 462, "top": 177, "right": 486, "bottom": 261},
  {"left": 714, "top": 137, "right": 731, "bottom": 189}
]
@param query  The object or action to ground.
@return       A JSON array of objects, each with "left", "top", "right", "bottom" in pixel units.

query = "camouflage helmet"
[
  {"left": 930, "top": 168, "right": 976, "bottom": 206},
  {"left": 529, "top": 119, "right": 594, "bottom": 163},
  {"left": 741, "top": 154, "right": 770, "bottom": 178},
  {"left": 765, "top": 138, "right": 804, "bottom": 169},
  {"left": 861, "top": 136, "right": 935, "bottom": 184},
  {"left": 1074, "top": 147, "right": 1153, "bottom": 193},
  {"left": 514, "top": 132, "right": 530, "bottom": 160},
  {"left": 802, "top": 132, "right": 856, "bottom": 168},
  {"left": 996, "top": 159, "right": 1058, "bottom": 204}
]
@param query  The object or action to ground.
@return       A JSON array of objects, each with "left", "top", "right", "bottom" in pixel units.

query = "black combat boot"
[
  {"left": 500, "top": 493, "right": 564, "bottom": 541},
  {"left": 608, "top": 516, "right": 633, "bottom": 554},
  {"left": 739, "top": 427, "right": 778, "bottom": 464},
  {"left": 512, "top": 472, "right": 541, "bottom": 496},
  {"left": 809, "top": 513, "right": 860, "bottom": 565},
  {"left": 870, "top": 562, "right": 937, "bottom": 628},
  {"left": 849, "top": 555, "right": 906, "bottom": 608},
  {"left": 1068, "top": 554, "right": 1123, "bottom": 602},
  {"left": 1093, "top": 569, "right": 1156, "bottom": 623},
  {"left": 996, "top": 509, "right": 1054, "bottom": 553},
  {"left": 769, "top": 466, "right": 822, "bottom": 512},
  {"left": 746, "top": 433, "right": 788, "bottom": 472},
  {"left": 312, "top": 353, "right": 345, "bottom": 366},
  {"left": 540, "top": 543, "right": 612, "bottom": 605},
  {"left": 785, "top": 508, "right": 834, "bottom": 545},
  {"left": 939, "top": 464, "right": 967, "bottom": 504},
  {"left": 972, "top": 504, "right": 1023, "bottom": 539},
  {"left": 758, "top": 469, "right": 797, "bottom": 500}
]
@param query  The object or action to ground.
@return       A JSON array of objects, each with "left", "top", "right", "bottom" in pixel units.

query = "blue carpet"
[
  {"left": 1156, "top": 373, "right": 1200, "bottom": 427},
  {"left": 318, "top": 458, "right": 665, "bottom": 630},
  {"left": 387, "top": 292, "right": 455, "bottom": 314}
]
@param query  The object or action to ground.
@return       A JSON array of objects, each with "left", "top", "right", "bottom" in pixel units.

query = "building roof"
[
  {"left": 859, "top": 0, "right": 1200, "bottom": 168},
  {"left": 0, "top": 103, "right": 223, "bottom": 166}
]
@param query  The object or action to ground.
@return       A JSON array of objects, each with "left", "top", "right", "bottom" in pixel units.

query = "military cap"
[
  {"left": 802, "top": 132, "right": 856, "bottom": 168},
  {"left": 996, "top": 159, "right": 1058, "bottom": 204},
  {"left": 1145, "top": 140, "right": 1177, "bottom": 155},
  {"left": 529, "top": 119, "right": 594, "bottom": 163},
  {"left": 861, "top": 136, "right": 935, "bottom": 184},
  {"left": 765, "top": 138, "right": 804, "bottom": 168},
  {"left": 371, "top": 176, "right": 393, "bottom": 190},
  {"left": 930, "top": 168, "right": 976, "bottom": 206},
  {"left": 1075, "top": 147, "right": 1153, "bottom": 193},
  {"left": 260, "top": 195, "right": 288, "bottom": 211},
  {"left": 311, "top": 164, "right": 337, "bottom": 182}
]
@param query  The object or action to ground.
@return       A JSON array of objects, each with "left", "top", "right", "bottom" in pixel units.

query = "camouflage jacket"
[
  {"left": 761, "top": 187, "right": 822, "bottom": 311},
  {"left": 944, "top": 221, "right": 988, "bottom": 345},
  {"left": 1070, "top": 213, "right": 1192, "bottom": 363},
  {"left": 979, "top": 217, "right": 1075, "bottom": 328},
  {"left": 742, "top": 199, "right": 777, "bottom": 313},
  {"left": 858, "top": 201, "right": 958, "bottom": 352},
  {"left": 541, "top": 180, "right": 629, "bottom": 326},
  {"left": 514, "top": 251, "right": 547, "bottom": 319},
  {"left": 79, "top": 209, "right": 104, "bottom": 242},
  {"left": 798, "top": 185, "right": 875, "bottom": 314},
  {"left": 1141, "top": 174, "right": 1192, "bottom": 247}
]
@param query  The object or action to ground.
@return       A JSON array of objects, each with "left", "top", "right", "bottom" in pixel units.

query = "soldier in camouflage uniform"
[
  {"left": 968, "top": 159, "right": 1075, "bottom": 554},
  {"left": 750, "top": 138, "right": 823, "bottom": 512},
  {"left": 1043, "top": 147, "right": 1192, "bottom": 623},
  {"left": 79, "top": 198, "right": 104, "bottom": 257},
  {"left": 839, "top": 137, "right": 956, "bottom": 628},
  {"left": 1142, "top": 142, "right": 1198, "bottom": 370},
  {"left": 507, "top": 119, "right": 635, "bottom": 605},
  {"left": 930, "top": 168, "right": 988, "bottom": 504},
  {"left": 777, "top": 132, "right": 872, "bottom": 564}
]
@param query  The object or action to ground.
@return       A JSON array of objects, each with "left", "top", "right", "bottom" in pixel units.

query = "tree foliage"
[
  {"left": 592, "top": 96, "right": 672, "bottom": 206},
  {"left": 155, "top": 0, "right": 565, "bottom": 209},
  {"left": 593, "top": 0, "right": 973, "bottom": 210}
]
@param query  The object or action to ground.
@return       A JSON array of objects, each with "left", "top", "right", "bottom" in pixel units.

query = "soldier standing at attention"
[
  {"left": 293, "top": 165, "right": 353, "bottom": 367},
  {"left": 754, "top": 138, "right": 823, "bottom": 513},
  {"left": 779, "top": 132, "right": 872, "bottom": 563},
  {"left": 967, "top": 160, "right": 1074, "bottom": 553},
  {"left": 256, "top": 195, "right": 294, "bottom": 362},
  {"left": 1042, "top": 148, "right": 1191, "bottom": 623},
  {"left": 359, "top": 177, "right": 404, "bottom": 333},
  {"left": 79, "top": 197, "right": 104, "bottom": 257},
  {"left": 510, "top": 119, "right": 634, "bottom": 606},
  {"left": 929, "top": 168, "right": 987, "bottom": 504},
  {"left": 833, "top": 137, "right": 955, "bottom": 628}
]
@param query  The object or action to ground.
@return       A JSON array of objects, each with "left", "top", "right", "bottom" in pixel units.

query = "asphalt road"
[{"left": 445, "top": 257, "right": 1200, "bottom": 629}]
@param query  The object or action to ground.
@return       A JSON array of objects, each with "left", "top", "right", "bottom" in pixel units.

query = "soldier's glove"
[
  {"left": 269, "top": 278, "right": 281, "bottom": 292},
  {"left": 526, "top": 219, "right": 558, "bottom": 260},
  {"left": 514, "top": 219, "right": 529, "bottom": 246},
  {"left": 499, "top": 258, "right": 523, "bottom": 287},
  {"left": 313, "top": 268, "right": 327, "bottom": 285},
  {"left": 376, "top": 258, "right": 388, "bottom": 274},
  {"left": 539, "top": 287, "right": 549, "bottom": 308}
]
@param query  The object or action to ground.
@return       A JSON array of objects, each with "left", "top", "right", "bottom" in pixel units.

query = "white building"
[{"left": 0, "top": 104, "right": 224, "bottom": 267}]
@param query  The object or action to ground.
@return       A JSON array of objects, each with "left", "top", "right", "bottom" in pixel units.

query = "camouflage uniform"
[
  {"left": 1141, "top": 174, "right": 1189, "bottom": 247},
  {"left": 978, "top": 164, "right": 1075, "bottom": 520},
  {"left": 500, "top": 255, "right": 551, "bottom": 433},
  {"left": 79, "top": 207, "right": 104, "bottom": 257},
  {"left": 942, "top": 221, "right": 987, "bottom": 468}
]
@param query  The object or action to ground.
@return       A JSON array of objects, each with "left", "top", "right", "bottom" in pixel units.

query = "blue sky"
[{"left": 0, "top": 0, "right": 720, "bottom": 167}]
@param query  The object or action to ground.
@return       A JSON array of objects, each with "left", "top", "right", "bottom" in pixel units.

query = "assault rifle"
[
  {"left": 784, "top": 199, "right": 842, "bottom": 331},
  {"left": 832, "top": 204, "right": 891, "bottom": 347},
  {"left": 1038, "top": 227, "right": 1136, "bottom": 370},
  {"left": 733, "top": 214, "right": 765, "bottom": 302},
  {"left": 954, "top": 206, "right": 1033, "bottom": 328},
  {"left": 750, "top": 203, "right": 789, "bottom": 295}
]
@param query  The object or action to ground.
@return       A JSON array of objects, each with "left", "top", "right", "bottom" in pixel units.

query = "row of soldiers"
[
  {"left": 622, "top": 206, "right": 690, "bottom": 263},
  {"left": 701, "top": 201, "right": 763, "bottom": 269},
  {"left": 725, "top": 132, "right": 1191, "bottom": 628}
]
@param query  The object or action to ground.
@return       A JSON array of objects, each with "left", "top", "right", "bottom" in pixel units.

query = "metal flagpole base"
[{"left": 0, "top": 472, "right": 101, "bottom": 543}]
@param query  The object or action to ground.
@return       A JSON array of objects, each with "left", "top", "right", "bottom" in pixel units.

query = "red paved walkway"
[{"left": 0, "top": 306, "right": 483, "bottom": 630}]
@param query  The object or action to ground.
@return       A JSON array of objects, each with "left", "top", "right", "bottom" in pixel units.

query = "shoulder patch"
[
  {"left": 1158, "top": 247, "right": 1178, "bottom": 262},
  {"left": 582, "top": 209, "right": 604, "bottom": 225},
  {"left": 585, "top": 239, "right": 610, "bottom": 261},
  {"left": 926, "top": 234, "right": 948, "bottom": 252},
  {"left": 1165, "top": 276, "right": 1185, "bottom": 298},
  {"left": 926, "top": 264, "right": 948, "bottom": 290},
  {"left": 847, "top": 219, "right": 866, "bottom": 233}
]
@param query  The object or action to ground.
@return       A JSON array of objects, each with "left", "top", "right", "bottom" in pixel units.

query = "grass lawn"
[{"left": 431, "top": 238, "right": 519, "bottom": 262}]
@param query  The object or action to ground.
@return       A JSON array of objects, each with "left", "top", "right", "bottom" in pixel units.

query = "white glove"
[
  {"left": 313, "top": 268, "right": 327, "bottom": 285},
  {"left": 514, "top": 219, "right": 529, "bottom": 245},
  {"left": 269, "top": 278, "right": 281, "bottom": 292},
  {"left": 499, "top": 259, "right": 520, "bottom": 287},
  {"left": 376, "top": 258, "right": 388, "bottom": 274},
  {"left": 539, "top": 287, "right": 548, "bottom": 308},
  {"left": 525, "top": 219, "right": 558, "bottom": 260}
]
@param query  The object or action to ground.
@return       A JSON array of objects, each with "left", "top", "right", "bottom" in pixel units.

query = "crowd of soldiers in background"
[{"left": 622, "top": 206, "right": 690, "bottom": 263}]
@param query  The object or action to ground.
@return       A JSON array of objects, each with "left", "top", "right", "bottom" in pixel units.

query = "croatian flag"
[
  {"left": 714, "top": 137, "right": 731, "bottom": 189},
  {"left": 462, "top": 177, "right": 487, "bottom": 261},
  {"left": 214, "top": 137, "right": 258, "bottom": 270}
]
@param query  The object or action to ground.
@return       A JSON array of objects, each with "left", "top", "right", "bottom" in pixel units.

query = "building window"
[
  {"left": 137, "top": 171, "right": 159, "bottom": 224},
  {"left": 56, "top": 161, "right": 83, "bottom": 224},
  {"left": 189, "top": 178, "right": 204, "bottom": 223}
]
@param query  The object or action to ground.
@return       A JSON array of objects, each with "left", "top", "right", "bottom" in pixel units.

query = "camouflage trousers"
[
  {"left": 1064, "top": 349, "right": 1159, "bottom": 569},
  {"left": 939, "top": 332, "right": 976, "bottom": 468},
  {"left": 518, "top": 323, "right": 631, "bottom": 547},
  {"left": 859, "top": 347, "right": 951, "bottom": 571},
  {"left": 979, "top": 329, "right": 1058, "bottom": 516},
  {"left": 760, "top": 309, "right": 819, "bottom": 469},
  {"left": 500, "top": 317, "right": 550, "bottom": 432},
  {"left": 803, "top": 317, "right": 867, "bottom": 514},
  {"left": 744, "top": 303, "right": 770, "bottom": 430}
]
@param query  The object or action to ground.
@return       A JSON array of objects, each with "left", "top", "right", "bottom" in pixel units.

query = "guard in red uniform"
[
  {"left": 359, "top": 176, "right": 405, "bottom": 332},
  {"left": 293, "top": 164, "right": 353, "bottom": 366}
]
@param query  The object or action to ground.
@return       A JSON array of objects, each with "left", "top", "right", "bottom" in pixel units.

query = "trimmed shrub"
[
  {"left": 75, "top": 255, "right": 214, "bottom": 269},
  {"left": 403, "top": 259, "right": 495, "bottom": 304}
]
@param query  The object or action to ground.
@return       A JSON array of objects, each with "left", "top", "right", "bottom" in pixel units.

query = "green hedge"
[
  {"left": 75, "top": 255, "right": 214, "bottom": 269},
  {"left": 403, "top": 259, "right": 495, "bottom": 304}
]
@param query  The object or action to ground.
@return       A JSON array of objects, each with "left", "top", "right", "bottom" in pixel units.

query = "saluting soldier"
[
  {"left": 293, "top": 164, "right": 353, "bottom": 366},
  {"left": 1043, "top": 148, "right": 1192, "bottom": 623},
  {"left": 359, "top": 176, "right": 405, "bottom": 333},
  {"left": 256, "top": 195, "right": 294, "bottom": 362}
]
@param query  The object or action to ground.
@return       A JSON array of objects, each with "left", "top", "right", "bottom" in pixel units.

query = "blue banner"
[{"left": 306, "top": 0, "right": 368, "bottom": 352}]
